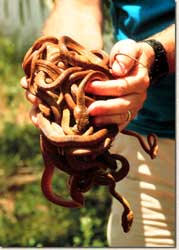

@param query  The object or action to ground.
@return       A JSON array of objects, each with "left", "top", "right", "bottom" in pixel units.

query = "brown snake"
[{"left": 22, "top": 35, "right": 158, "bottom": 233}]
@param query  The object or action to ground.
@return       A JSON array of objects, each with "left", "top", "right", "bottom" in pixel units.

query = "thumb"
[{"left": 110, "top": 39, "right": 139, "bottom": 77}]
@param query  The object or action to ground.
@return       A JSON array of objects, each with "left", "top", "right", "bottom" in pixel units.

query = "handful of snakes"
[{"left": 22, "top": 36, "right": 158, "bottom": 233}]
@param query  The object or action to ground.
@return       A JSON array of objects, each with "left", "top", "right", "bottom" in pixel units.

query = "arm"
[{"left": 42, "top": 0, "right": 103, "bottom": 49}]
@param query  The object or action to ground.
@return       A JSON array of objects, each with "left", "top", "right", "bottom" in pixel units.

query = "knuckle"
[
  {"left": 143, "top": 72, "right": 150, "bottom": 88},
  {"left": 137, "top": 71, "right": 150, "bottom": 91},
  {"left": 116, "top": 83, "right": 126, "bottom": 95},
  {"left": 135, "top": 93, "right": 146, "bottom": 110}
]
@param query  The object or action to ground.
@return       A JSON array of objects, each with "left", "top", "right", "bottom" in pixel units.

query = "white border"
[{"left": 1, "top": 1, "right": 178, "bottom": 250}]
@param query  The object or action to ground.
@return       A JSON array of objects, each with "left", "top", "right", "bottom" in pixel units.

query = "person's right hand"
[
  {"left": 85, "top": 39, "right": 154, "bottom": 131},
  {"left": 20, "top": 76, "right": 40, "bottom": 128}
]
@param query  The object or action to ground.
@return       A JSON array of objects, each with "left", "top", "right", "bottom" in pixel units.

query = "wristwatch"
[{"left": 143, "top": 39, "right": 169, "bottom": 85}]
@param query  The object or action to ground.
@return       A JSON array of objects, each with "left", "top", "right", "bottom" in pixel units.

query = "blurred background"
[{"left": 0, "top": 0, "right": 114, "bottom": 247}]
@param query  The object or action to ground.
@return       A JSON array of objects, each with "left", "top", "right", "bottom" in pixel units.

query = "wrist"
[{"left": 142, "top": 39, "right": 169, "bottom": 85}]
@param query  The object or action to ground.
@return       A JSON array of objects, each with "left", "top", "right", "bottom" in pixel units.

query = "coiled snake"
[{"left": 22, "top": 35, "right": 158, "bottom": 233}]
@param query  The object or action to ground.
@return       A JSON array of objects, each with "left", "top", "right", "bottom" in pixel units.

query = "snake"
[{"left": 22, "top": 35, "right": 158, "bottom": 233}]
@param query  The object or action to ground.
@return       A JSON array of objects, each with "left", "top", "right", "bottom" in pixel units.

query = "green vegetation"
[{"left": 0, "top": 1, "right": 113, "bottom": 247}]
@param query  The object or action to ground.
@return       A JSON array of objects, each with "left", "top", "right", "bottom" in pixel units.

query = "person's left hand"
[{"left": 85, "top": 39, "right": 154, "bottom": 131}]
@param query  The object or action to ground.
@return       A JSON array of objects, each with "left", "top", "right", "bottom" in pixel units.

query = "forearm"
[
  {"left": 150, "top": 24, "right": 175, "bottom": 72},
  {"left": 42, "top": 0, "right": 103, "bottom": 49}
]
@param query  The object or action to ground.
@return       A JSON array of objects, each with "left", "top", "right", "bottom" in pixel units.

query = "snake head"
[
  {"left": 122, "top": 209, "right": 134, "bottom": 233},
  {"left": 73, "top": 105, "right": 89, "bottom": 133}
]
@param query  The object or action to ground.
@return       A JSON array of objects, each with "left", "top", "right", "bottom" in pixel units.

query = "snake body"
[{"left": 22, "top": 35, "right": 158, "bottom": 233}]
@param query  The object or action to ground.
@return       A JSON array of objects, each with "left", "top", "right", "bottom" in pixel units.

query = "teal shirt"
[{"left": 110, "top": 0, "right": 175, "bottom": 138}]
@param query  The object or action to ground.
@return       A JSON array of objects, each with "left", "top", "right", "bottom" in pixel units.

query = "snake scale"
[{"left": 22, "top": 35, "right": 158, "bottom": 233}]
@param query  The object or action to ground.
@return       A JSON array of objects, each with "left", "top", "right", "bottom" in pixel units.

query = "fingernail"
[{"left": 112, "top": 61, "right": 127, "bottom": 76}]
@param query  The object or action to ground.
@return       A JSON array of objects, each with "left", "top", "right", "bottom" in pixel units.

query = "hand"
[
  {"left": 85, "top": 39, "right": 155, "bottom": 131},
  {"left": 20, "top": 77, "right": 40, "bottom": 127}
]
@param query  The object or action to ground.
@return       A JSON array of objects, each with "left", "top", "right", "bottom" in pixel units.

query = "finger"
[
  {"left": 85, "top": 69, "right": 148, "bottom": 97},
  {"left": 91, "top": 113, "right": 129, "bottom": 126},
  {"left": 29, "top": 106, "right": 40, "bottom": 128},
  {"left": 25, "top": 90, "right": 41, "bottom": 106},
  {"left": 21, "top": 76, "right": 41, "bottom": 105},
  {"left": 118, "top": 110, "right": 138, "bottom": 131},
  {"left": 88, "top": 95, "right": 143, "bottom": 116},
  {"left": 111, "top": 60, "right": 127, "bottom": 76},
  {"left": 20, "top": 76, "right": 28, "bottom": 89},
  {"left": 109, "top": 39, "right": 139, "bottom": 77},
  {"left": 91, "top": 109, "right": 137, "bottom": 127}
]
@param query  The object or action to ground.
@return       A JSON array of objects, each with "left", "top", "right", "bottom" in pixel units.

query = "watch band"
[{"left": 143, "top": 39, "right": 169, "bottom": 85}]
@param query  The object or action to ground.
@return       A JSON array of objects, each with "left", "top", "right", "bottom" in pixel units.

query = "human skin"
[{"left": 20, "top": 0, "right": 175, "bottom": 131}]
